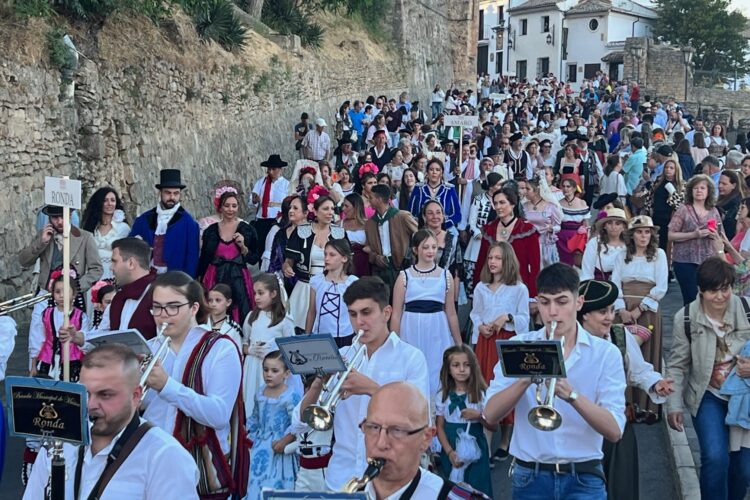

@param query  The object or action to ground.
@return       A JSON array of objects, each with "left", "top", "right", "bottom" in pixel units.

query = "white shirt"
[
  {"left": 96, "top": 284, "right": 152, "bottom": 333},
  {"left": 611, "top": 249, "right": 668, "bottom": 312},
  {"left": 378, "top": 220, "right": 392, "bottom": 257},
  {"left": 484, "top": 325, "right": 626, "bottom": 463},
  {"left": 325, "top": 333, "right": 430, "bottom": 491},
  {"left": 365, "top": 467, "right": 444, "bottom": 500},
  {"left": 0, "top": 316, "right": 16, "bottom": 381},
  {"left": 469, "top": 282, "right": 530, "bottom": 344},
  {"left": 580, "top": 239, "right": 627, "bottom": 281},
  {"left": 142, "top": 326, "right": 242, "bottom": 454},
  {"left": 23, "top": 419, "right": 199, "bottom": 500},
  {"left": 94, "top": 220, "right": 131, "bottom": 280},
  {"left": 610, "top": 329, "right": 667, "bottom": 403},
  {"left": 598, "top": 171, "right": 627, "bottom": 200},
  {"left": 252, "top": 176, "right": 290, "bottom": 220},
  {"left": 29, "top": 308, "right": 92, "bottom": 365}
]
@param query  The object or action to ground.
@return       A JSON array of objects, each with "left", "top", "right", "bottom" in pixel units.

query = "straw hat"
[
  {"left": 628, "top": 215, "right": 659, "bottom": 232},
  {"left": 595, "top": 207, "right": 628, "bottom": 231}
]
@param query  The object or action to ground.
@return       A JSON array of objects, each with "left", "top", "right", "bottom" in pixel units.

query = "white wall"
[
  {"left": 607, "top": 12, "right": 653, "bottom": 41},
  {"left": 509, "top": 9, "right": 565, "bottom": 79},
  {"left": 479, "top": 1, "right": 509, "bottom": 78},
  {"left": 565, "top": 14, "right": 608, "bottom": 87}
]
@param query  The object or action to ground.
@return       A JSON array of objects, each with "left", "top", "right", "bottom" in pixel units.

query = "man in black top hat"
[
  {"left": 129, "top": 169, "right": 200, "bottom": 276},
  {"left": 369, "top": 130, "right": 393, "bottom": 169},
  {"left": 18, "top": 204, "right": 103, "bottom": 293},
  {"left": 251, "top": 154, "right": 290, "bottom": 247},
  {"left": 577, "top": 133, "right": 603, "bottom": 207}
]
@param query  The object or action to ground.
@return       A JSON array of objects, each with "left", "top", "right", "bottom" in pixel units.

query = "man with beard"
[
  {"left": 95, "top": 238, "right": 158, "bottom": 339},
  {"left": 18, "top": 205, "right": 103, "bottom": 294},
  {"left": 23, "top": 344, "right": 198, "bottom": 499},
  {"left": 130, "top": 169, "right": 199, "bottom": 277}
]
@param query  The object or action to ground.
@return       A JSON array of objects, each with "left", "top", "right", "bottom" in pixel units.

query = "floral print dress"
[{"left": 246, "top": 385, "right": 301, "bottom": 499}]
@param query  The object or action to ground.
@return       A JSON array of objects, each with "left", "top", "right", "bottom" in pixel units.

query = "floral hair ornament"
[
  {"left": 210, "top": 180, "right": 242, "bottom": 212},
  {"left": 90, "top": 279, "right": 114, "bottom": 304},
  {"left": 300, "top": 166, "right": 318, "bottom": 179},
  {"left": 358, "top": 162, "right": 379, "bottom": 177},
  {"left": 306, "top": 185, "right": 330, "bottom": 221},
  {"left": 47, "top": 268, "right": 79, "bottom": 292}
]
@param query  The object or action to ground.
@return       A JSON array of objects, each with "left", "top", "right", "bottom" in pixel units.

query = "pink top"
[{"left": 668, "top": 204, "right": 723, "bottom": 265}]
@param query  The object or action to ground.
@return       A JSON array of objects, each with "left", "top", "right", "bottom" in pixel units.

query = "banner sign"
[
  {"left": 44, "top": 176, "right": 82, "bottom": 210},
  {"left": 5, "top": 376, "right": 89, "bottom": 445},
  {"left": 275, "top": 334, "right": 347, "bottom": 376},
  {"left": 443, "top": 115, "right": 479, "bottom": 128},
  {"left": 496, "top": 340, "right": 567, "bottom": 379}
]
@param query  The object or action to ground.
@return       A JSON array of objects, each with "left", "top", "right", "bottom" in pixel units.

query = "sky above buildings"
[{"left": 731, "top": 0, "right": 750, "bottom": 16}]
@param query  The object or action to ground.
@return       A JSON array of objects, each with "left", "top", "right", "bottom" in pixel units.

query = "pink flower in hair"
[{"left": 358, "top": 162, "right": 379, "bottom": 177}]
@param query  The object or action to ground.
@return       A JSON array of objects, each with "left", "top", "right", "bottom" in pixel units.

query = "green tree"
[{"left": 653, "top": 0, "right": 750, "bottom": 74}]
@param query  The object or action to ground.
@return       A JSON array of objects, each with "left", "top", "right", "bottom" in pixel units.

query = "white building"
[
  {"left": 501, "top": 0, "right": 656, "bottom": 85},
  {"left": 477, "top": 1, "right": 510, "bottom": 80},
  {"left": 565, "top": 0, "right": 656, "bottom": 88}
]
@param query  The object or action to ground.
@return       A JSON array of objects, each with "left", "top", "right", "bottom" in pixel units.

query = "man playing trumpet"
[
  {"left": 298, "top": 277, "right": 430, "bottom": 492},
  {"left": 484, "top": 263, "right": 626, "bottom": 499}
]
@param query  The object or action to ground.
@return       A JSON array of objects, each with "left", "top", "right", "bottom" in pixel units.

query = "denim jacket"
[{"left": 720, "top": 341, "right": 750, "bottom": 429}]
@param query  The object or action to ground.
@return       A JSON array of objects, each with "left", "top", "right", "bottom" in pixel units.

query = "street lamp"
[
  {"left": 682, "top": 47, "right": 693, "bottom": 101},
  {"left": 629, "top": 46, "right": 644, "bottom": 83},
  {"left": 546, "top": 25, "right": 555, "bottom": 46}
]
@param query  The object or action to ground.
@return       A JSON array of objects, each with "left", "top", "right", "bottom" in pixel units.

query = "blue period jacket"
[{"left": 130, "top": 206, "right": 200, "bottom": 277}]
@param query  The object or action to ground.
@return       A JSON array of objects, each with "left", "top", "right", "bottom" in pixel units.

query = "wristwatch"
[{"left": 567, "top": 391, "right": 579, "bottom": 404}]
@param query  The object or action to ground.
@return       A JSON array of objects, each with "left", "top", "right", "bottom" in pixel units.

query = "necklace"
[
  {"left": 412, "top": 264, "right": 437, "bottom": 274},
  {"left": 499, "top": 216, "right": 516, "bottom": 237},
  {"left": 211, "top": 316, "right": 227, "bottom": 331},
  {"left": 530, "top": 198, "right": 544, "bottom": 211},
  {"left": 562, "top": 196, "right": 575, "bottom": 207}
]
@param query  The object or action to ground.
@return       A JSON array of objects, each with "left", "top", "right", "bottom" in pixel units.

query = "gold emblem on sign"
[
  {"left": 39, "top": 403, "right": 58, "bottom": 420},
  {"left": 524, "top": 353, "right": 540, "bottom": 365}
]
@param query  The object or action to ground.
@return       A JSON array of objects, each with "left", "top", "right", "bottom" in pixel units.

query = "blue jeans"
[
  {"left": 512, "top": 463, "right": 606, "bottom": 500},
  {"left": 692, "top": 392, "right": 750, "bottom": 500},
  {"left": 673, "top": 261, "right": 699, "bottom": 305},
  {"left": 431, "top": 102, "right": 442, "bottom": 118}
]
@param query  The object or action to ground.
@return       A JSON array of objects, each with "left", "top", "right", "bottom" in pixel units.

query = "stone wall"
[
  {"left": 623, "top": 37, "right": 692, "bottom": 102},
  {"left": 687, "top": 87, "right": 750, "bottom": 132},
  {"left": 0, "top": 5, "right": 473, "bottom": 296}
]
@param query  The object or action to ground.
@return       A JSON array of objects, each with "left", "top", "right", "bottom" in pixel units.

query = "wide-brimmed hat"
[
  {"left": 260, "top": 154, "right": 288, "bottom": 169},
  {"left": 628, "top": 215, "right": 659, "bottom": 232},
  {"left": 338, "top": 135, "right": 354, "bottom": 146},
  {"left": 155, "top": 169, "right": 186, "bottom": 189},
  {"left": 595, "top": 207, "right": 628, "bottom": 231},
  {"left": 579, "top": 279, "right": 619, "bottom": 315},
  {"left": 593, "top": 192, "right": 618, "bottom": 210},
  {"left": 42, "top": 205, "right": 64, "bottom": 216}
]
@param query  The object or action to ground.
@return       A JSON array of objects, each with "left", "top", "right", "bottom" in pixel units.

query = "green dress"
[{"left": 437, "top": 391, "right": 492, "bottom": 498}]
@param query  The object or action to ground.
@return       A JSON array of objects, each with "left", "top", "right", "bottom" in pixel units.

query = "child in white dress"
[
  {"left": 207, "top": 283, "right": 243, "bottom": 348},
  {"left": 242, "top": 274, "right": 296, "bottom": 416}
]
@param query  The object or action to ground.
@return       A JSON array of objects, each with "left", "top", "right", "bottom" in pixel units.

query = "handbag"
[
  {"left": 566, "top": 232, "right": 587, "bottom": 253},
  {"left": 449, "top": 422, "right": 481, "bottom": 484}
]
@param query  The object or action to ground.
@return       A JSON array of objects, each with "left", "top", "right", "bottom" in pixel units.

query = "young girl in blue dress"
[
  {"left": 246, "top": 350, "right": 300, "bottom": 499},
  {"left": 435, "top": 345, "right": 495, "bottom": 497}
]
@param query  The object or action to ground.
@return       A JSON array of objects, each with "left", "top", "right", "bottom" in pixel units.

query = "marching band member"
[
  {"left": 360, "top": 382, "right": 489, "bottom": 499},
  {"left": 96, "top": 238, "right": 158, "bottom": 339},
  {"left": 298, "top": 277, "right": 430, "bottom": 491},
  {"left": 484, "top": 263, "right": 626, "bottom": 499},
  {"left": 141, "top": 271, "right": 247, "bottom": 499},
  {"left": 23, "top": 344, "right": 199, "bottom": 499}
]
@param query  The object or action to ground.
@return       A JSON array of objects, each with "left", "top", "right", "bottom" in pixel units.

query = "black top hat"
[
  {"left": 509, "top": 132, "right": 523, "bottom": 143},
  {"left": 579, "top": 280, "right": 619, "bottom": 315},
  {"left": 487, "top": 146, "right": 501, "bottom": 156},
  {"left": 42, "top": 205, "right": 63, "bottom": 217},
  {"left": 441, "top": 138, "right": 457, "bottom": 147},
  {"left": 338, "top": 133, "right": 354, "bottom": 146},
  {"left": 260, "top": 154, "right": 288, "bottom": 169},
  {"left": 155, "top": 169, "right": 186, "bottom": 189}
]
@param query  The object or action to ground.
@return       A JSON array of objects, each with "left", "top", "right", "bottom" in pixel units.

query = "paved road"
[{"left": 0, "top": 285, "right": 684, "bottom": 499}]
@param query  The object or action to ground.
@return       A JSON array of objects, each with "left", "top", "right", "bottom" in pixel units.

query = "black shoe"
[{"left": 492, "top": 448, "right": 509, "bottom": 462}]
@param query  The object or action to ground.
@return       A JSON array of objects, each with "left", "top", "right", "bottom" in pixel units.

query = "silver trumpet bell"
[
  {"left": 528, "top": 320, "right": 564, "bottom": 431},
  {"left": 302, "top": 330, "right": 367, "bottom": 431}
]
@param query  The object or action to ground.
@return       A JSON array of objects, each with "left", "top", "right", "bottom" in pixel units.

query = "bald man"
[
  {"left": 23, "top": 344, "right": 199, "bottom": 500},
  {"left": 360, "top": 382, "right": 489, "bottom": 499}
]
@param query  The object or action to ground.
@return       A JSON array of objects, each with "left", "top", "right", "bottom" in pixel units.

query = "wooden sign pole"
[
  {"left": 62, "top": 176, "right": 71, "bottom": 382},
  {"left": 457, "top": 126, "right": 464, "bottom": 200}
]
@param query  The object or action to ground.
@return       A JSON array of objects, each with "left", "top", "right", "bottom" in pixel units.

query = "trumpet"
[
  {"left": 0, "top": 292, "right": 51, "bottom": 316},
  {"left": 528, "top": 320, "right": 564, "bottom": 431},
  {"left": 302, "top": 330, "right": 367, "bottom": 431},
  {"left": 341, "top": 457, "right": 386, "bottom": 493},
  {"left": 140, "top": 323, "right": 171, "bottom": 401}
]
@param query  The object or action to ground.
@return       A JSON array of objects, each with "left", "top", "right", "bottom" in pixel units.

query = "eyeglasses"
[
  {"left": 150, "top": 302, "right": 191, "bottom": 317},
  {"left": 359, "top": 420, "right": 427, "bottom": 440}
]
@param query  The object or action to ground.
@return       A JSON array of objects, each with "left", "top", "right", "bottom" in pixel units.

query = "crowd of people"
[{"left": 2, "top": 72, "right": 750, "bottom": 500}]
